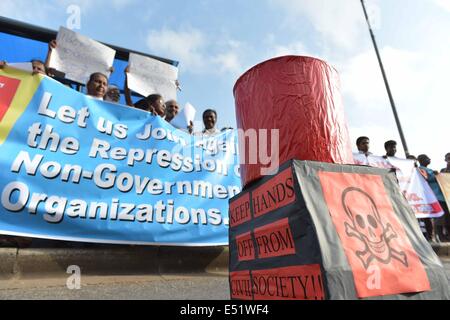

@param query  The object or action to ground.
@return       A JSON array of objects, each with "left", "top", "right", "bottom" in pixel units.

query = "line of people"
[
  {"left": 1, "top": 39, "right": 231, "bottom": 138},
  {"left": 356, "top": 136, "right": 450, "bottom": 243},
  {"left": 0, "top": 39, "right": 232, "bottom": 248}
]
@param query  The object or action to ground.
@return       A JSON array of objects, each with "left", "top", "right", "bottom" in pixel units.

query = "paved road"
[
  {"left": 440, "top": 258, "right": 450, "bottom": 284},
  {"left": 0, "top": 274, "right": 230, "bottom": 300},
  {"left": 1, "top": 259, "right": 449, "bottom": 300}
]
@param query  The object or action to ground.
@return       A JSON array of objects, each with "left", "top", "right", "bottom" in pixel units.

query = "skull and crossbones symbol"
[{"left": 342, "top": 187, "right": 408, "bottom": 269}]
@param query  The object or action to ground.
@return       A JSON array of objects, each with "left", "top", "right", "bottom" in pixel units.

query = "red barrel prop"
[{"left": 233, "top": 56, "right": 353, "bottom": 187}]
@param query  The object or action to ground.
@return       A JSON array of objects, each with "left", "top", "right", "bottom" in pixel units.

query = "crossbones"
[{"left": 342, "top": 187, "right": 408, "bottom": 269}]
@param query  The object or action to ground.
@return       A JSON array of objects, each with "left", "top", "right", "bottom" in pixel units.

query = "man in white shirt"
[
  {"left": 195, "top": 109, "right": 220, "bottom": 138},
  {"left": 383, "top": 140, "right": 397, "bottom": 159},
  {"left": 356, "top": 136, "right": 371, "bottom": 156}
]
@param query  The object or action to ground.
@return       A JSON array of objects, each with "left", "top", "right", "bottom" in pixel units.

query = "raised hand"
[
  {"left": 49, "top": 39, "right": 57, "bottom": 51},
  {"left": 187, "top": 121, "right": 194, "bottom": 134}
]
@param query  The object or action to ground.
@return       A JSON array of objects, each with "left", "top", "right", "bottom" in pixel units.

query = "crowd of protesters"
[
  {"left": 0, "top": 39, "right": 227, "bottom": 138},
  {"left": 3, "top": 35, "right": 449, "bottom": 248},
  {"left": 0, "top": 37, "right": 232, "bottom": 247},
  {"left": 356, "top": 136, "right": 450, "bottom": 243}
]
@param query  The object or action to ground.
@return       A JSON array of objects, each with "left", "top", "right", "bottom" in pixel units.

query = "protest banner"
[
  {"left": 48, "top": 27, "right": 116, "bottom": 84},
  {"left": 127, "top": 53, "right": 178, "bottom": 101},
  {"left": 353, "top": 153, "right": 392, "bottom": 168},
  {"left": 0, "top": 66, "right": 241, "bottom": 246},
  {"left": 437, "top": 173, "right": 450, "bottom": 211},
  {"left": 229, "top": 160, "right": 449, "bottom": 300},
  {"left": 353, "top": 154, "right": 443, "bottom": 218}
]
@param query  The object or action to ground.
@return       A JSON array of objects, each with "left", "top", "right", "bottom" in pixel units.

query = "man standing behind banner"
[
  {"left": 86, "top": 72, "right": 108, "bottom": 100},
  {"left": 194, "top": 109, "right": 220, "bottom": 138},
  {"left": 441, "top": 153, "right": 450, "bottom": 173},
  {"left": 418, "top": 154, "right": 450, "bottom": 242},
  {"left": 356, "top": 136, "right": 371, "bottom": 156},
  {"left": 383, "top": 140, "right": 397, "bottom": 159},
  {"left": 164, "top": 100, "right": 180, "bottom": 123}
]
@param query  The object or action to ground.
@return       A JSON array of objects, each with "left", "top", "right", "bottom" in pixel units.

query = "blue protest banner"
[{"left": 0, "top": 67, "right": 241, "bottom": 246}]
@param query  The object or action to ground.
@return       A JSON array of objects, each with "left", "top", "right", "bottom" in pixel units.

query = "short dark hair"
[
  {"left": 445, "top": 153, "right": 450, "bottom": 159},
  {"left": 356, "top": 136, "right": 369, "bottom": 146},
  {"left": 88, "top": 72, "right": 108, "bottom": 84},
  {"left": 203, "top": 109, "right": 217, "bottom": 118},
  {"left": 417, "top": 154, "right": 430, "bottom": 164},
  {"left": 384, "top": 140, "right": 397, "bottom": 150},
  {"left": 134, "top": 98, "right": 150, "bottom": 111},
  {"left": 146, "top": 94, "right": 163, "bottom": 105}
]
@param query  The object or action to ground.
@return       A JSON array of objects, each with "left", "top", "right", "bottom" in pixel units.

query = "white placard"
[
  {"left": 48, "top": 27, "right": 116, "bottom": 84},
  {"left": 127, "top": 53, "right": 178, "bottom": 101},
  {"left": 171, "top": 102, "right": 196, "bottom": 129}
]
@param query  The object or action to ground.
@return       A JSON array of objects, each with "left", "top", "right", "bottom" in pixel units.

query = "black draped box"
[{"left": 228, "top": 160, "right": 449, "bottom": 300}]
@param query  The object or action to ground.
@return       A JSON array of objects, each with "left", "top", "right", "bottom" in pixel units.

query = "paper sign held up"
[
  {"left": 49, "top": 27, "right": 116, "bottom": 84},
  {"left": 127, "top": 53, "right": 178, "bottom": 101},
  {"left": 170, "top": 102, "right": 196, "bottom": 129}
]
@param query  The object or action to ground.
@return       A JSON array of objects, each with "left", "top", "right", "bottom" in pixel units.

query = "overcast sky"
[{"left": 1, "top": 0, "right": 449, "bottom": 169}]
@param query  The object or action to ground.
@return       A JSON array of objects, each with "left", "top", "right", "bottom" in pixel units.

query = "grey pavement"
[
  {"left": 0, "top": 274, "right": 230, "bottom": 300},
  {"left": 441, "top": 258, "right": 450, "bottom": 284},
  {"left": 1, "top": 259, "right": 450, "bottom": 300}
]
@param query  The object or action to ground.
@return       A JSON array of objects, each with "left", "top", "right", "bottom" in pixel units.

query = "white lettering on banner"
[
  {"left": 89, "top": 138, "right": 230, "bottom": 176},
  {"left": 0, "top": 181, "right": 226, "bottom": 226},
  {"left": 1, "top": 182, "right": 29, "bottom": 212},
  {"left": 37, "top": 92, "right": 90, "bottom": 128},
  {"left": 10, "top": 151, "right": 241, "bottom": 199},
  {"left": 136, "top": 124, "right": 189, "bottom": 146},
  {"left": 0, "top": 71, "right": 242, "bottom": 245},
  {"left": 27, "top": 123, "right": 80, "bottom": 154},
  {"left": 96, "top": 117, "right": 128, "bottom": 139}
]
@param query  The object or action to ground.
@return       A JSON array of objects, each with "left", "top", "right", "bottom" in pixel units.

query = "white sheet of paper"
[
  {"left": 127, "top": 53, "right": 178, "bottom": 101},
  {"left": 170, "top": 102, "right": 196, "bottom": 129},
  {"left": 48, "top": 27, "right": 116, "bottom": 84},
  {"left": 9, "top": 62, "right": 33, "bottom": 73}
]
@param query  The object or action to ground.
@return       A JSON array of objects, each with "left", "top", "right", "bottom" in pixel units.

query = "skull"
[{"left": 343, "top": 188, "right": 390, "bottom": 263}]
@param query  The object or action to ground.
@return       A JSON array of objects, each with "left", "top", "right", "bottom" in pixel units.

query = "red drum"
[{"left": 234, "top": 56, "right": 353, "bottom": 187}]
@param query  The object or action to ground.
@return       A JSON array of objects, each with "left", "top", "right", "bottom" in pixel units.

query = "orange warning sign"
[{"left": 319, "top": 172, "right": 430, "bottom": 298}]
